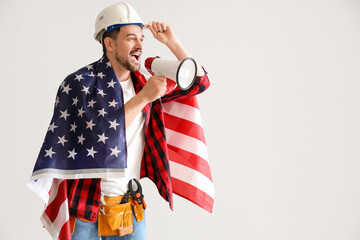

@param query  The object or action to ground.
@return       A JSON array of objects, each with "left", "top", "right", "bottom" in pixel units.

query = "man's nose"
[{"left": 135, "top": 38, "right": 142, "bottom": 49}]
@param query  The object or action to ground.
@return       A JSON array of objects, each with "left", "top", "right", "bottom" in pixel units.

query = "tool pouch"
[
  {"left": 97, "top": 201, "right": 133, "bottom": 237},
  {"left": 133, "top": 203, "right": 145, "bottom": 222}
]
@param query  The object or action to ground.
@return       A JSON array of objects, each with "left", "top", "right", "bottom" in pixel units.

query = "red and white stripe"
[
  {"left": 163, "top": 97, "right": 215, "bottom": 212},
  {"left": 29, "top": 178, "right": 71, "bottom": 240}
]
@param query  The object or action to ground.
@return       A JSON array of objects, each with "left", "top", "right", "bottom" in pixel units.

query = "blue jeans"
[{"left": 72, "top": 211, "right": 146, "bottom": 240}]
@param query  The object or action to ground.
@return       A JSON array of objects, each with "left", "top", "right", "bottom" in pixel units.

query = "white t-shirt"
[{"left": 101, "top": 77, "right": 145, "bottom": 196}]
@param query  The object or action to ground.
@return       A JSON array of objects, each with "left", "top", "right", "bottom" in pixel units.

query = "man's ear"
[{"left": 104, "top": 37, "right": 114, "bottom": 53}]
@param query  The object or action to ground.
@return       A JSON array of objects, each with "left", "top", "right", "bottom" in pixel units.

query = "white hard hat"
[{"left": 94, "top": 2, "right": 147, "bottom": 43}]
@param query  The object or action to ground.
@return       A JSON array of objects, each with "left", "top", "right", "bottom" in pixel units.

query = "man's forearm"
[{"left": 147, "top": 22, "right": 205, "bottom": 77}]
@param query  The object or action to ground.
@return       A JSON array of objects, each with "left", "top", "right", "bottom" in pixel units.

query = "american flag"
[
  {"left": 29, "top": 56, "right": 214, "bottom": 240},
  {"left": 140, "top": 68, "right": 215, "bottom": 212},
  {"left": 30, "top": 56, "right": 128, "bottom": 181},
  {"left": 163, "top": 97, "right": 215, "bottom": 212}
]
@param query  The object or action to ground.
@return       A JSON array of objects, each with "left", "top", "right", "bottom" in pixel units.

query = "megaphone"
[{"left": 145, "top": 57, "right": 197, "bottom": 91}]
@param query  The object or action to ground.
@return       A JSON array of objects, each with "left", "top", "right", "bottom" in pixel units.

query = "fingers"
[
  {"left": 152, "top": 75, "right": 166, "bottom": 83},
  {"left": 142, "top": 75, "right": 167, "bottom": 101},
  {"left": 154, "top": 76, "right": 167, "bottom": 97},
  {"left": 147, "top": 25, "right": 157, "bottom": 36},
  {"left": 149, "top": 21, "right": 168, "bottom": 33},
  {"left": 147, "top": 21, "right": 174, "bottom": 45}
]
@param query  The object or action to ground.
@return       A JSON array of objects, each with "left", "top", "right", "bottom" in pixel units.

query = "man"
[{"left": 29, "top": 2, "right": 211, "bottom": 240}]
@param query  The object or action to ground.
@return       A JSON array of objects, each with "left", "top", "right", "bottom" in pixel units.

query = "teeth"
[{"left": 130, "top": 52, "right": 141, "bottom": 61}]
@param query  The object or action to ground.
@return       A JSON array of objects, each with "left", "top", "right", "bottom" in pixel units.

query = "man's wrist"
[
  {"left": 128, "top": 91, "right": 148, "bottom": 110},
  {"left": 164, "top": 37, "right": 181, "bottom": 51},
  {"left": 137, "top": 90, "right": 152, "bottom": 105}
]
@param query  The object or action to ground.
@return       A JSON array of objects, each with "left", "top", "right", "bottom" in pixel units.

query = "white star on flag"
[
  {"left": 86, "top": 119, "right": 96, "bottom": 130},
  {"left": 55, "top": 97, "right": 60, "bottom": 107},
  {"left": 98, "top": 108, "right": 107, "bottom": 117},
  {"left": 88, "top": 99, "right": 97, "bottom": 108},
  {"left": 72, "top": 96, "right": 79, "bottom": 106},
  {"left": 60, "top": 81, "right": 66, "bottom": 90},
  {"left": 87, "top": 147, "right": 98, "bottom": 158},
  {"left": 57, "top": 135, "right": 68, "bottom": 146},
  {"left": 81, "top": 85, "right": 90, "bottom": 95},
  {"left": 62, "top": 84, "right": 72, "bottom": 94},
  {"left": 44, "top": 147, "right": 56, "bottom": 158},
  {"left": 70, "top": 122, "right": 77, "bottom": 132},
  {"left": 86, "top": 64, "right": 93, "bottom": 70},
  {"left": 110, "top": 146, "right": 121, "bottom": 157},
  {"left": 106, "top": 61, "right": 111, "bottom": 68},
  {"left": 88, "top": 72, "right": 96, "bottom": 77},
  {"left": 48, "top": 122, "right": 58, "bottom": 132},
  {"left": 97, "top": 72, "right": 106, "bottom": 79},
  {"left": 74, "top": 74, "right": 84, "bottom": 81},
  {"left": 59, "top": 110, "right": 70, "bottom": 120},
  {"left": 109, "top": 119, "right": 120, "bottom": 130},
  {"left": 78, "top": 107, "right": 85, "bottom": 117},
  {"left": 97, "top": 89, "right": 107, "bottom": 97},
  {"left": 68, "top": 148, "right": 77, "bottom": 160},
  {"left": 97, "top": 133, "right": 109, "bottom": 144},
  {"left": 107, "top": 79, "right": 117, "bottom": 88},
  {"left": 108, "top": 99, "right": 118, "bottom": 108},
  {"left": 78, "top": 134, "right": 86, "bottom": 145}
]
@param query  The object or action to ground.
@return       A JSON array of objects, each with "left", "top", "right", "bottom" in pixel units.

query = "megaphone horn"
[{"left": 145, "top": 57, "right": 197, "bottom": 91}]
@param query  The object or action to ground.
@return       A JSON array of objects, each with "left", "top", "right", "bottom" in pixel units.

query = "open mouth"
[{"left": 130, "top": 52, "right": 141, "bottom": 63}]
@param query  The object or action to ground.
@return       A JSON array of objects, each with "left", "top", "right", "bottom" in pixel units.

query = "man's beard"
[{"left": 115, "top": 52, "right": 140, "bottom": 72}]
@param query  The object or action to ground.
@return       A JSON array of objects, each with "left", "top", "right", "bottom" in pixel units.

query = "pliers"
[
  {"left": 119, "top": 179, "right": 146, "bottom": 208},
  {"left": 129, "top": 178, "right": 146, "bottom": 208}
]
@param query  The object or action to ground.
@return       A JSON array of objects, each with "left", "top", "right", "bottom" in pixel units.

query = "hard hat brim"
[{"left": 94, "top": 22, "right": 149, "bottom": 43}]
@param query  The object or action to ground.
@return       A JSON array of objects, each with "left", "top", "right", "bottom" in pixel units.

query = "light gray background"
[{"left": 1, "top": 0, "right": 360, "bottom": 239}]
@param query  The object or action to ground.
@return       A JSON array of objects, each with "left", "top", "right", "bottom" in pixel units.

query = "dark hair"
[{"left": 101, "top": 28, "right": 121, "bottom": 54}]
